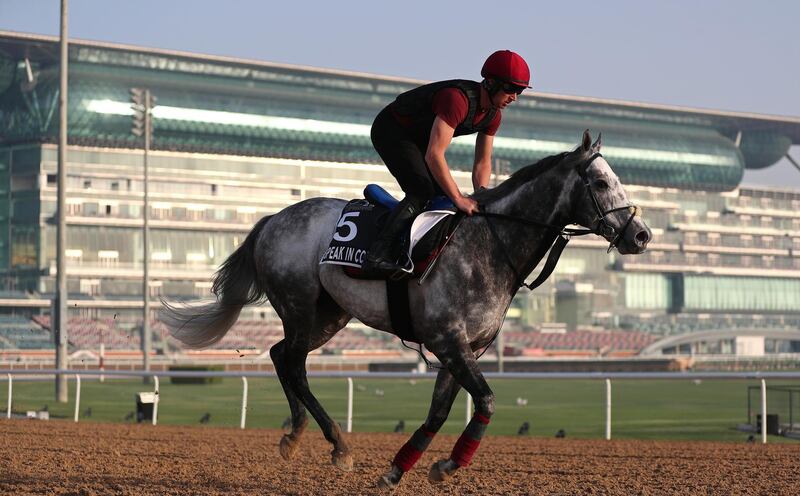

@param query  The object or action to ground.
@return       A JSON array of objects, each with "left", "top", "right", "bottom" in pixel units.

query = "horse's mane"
[{"left": 472, "top": 151, "right": 573, "bottom": 204}]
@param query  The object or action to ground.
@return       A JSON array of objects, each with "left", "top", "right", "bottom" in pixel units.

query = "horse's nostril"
[{"left": 635, "top": 230, "right": 650, "bottom": 246}]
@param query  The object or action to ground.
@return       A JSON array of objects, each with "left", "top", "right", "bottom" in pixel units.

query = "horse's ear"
[
  {"left": 591, "top": 132, "right": 602, "bottom": 152},
  {"left": 581, "top": 129, "right": 592, "bottom": 152}
]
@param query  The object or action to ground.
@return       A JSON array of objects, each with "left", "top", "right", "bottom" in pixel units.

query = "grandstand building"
[{"left": 2, "top": 30, "right": 800, "bottom": 357}]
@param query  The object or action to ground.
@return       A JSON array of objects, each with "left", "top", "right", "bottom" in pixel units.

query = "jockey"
[{"left": 362, "top": 50, "right": 531, "bottom": 276}]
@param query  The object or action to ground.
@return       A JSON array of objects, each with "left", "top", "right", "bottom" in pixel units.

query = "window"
[
  {"left": 237, "top": 206, "right": 257, "bottom": 224},
  {"left": 66, "top": 249, "right": 83, "bottom": 264},
  {"left": 83, "top": 202, "right": 99, "bottom": 216},
  {"left": 187, "top": 205, "right": 206, "bottom": 221},
  {"left": 151, "top": 203, "right": 171, "bottom": 220},
  {"left": 152, "top": 250, "right": 172, "bottom": 266},
  {"left": 67, "top": 201, "right": 82, "bottom": 216},
  {"left": 83, "top": 180, "right": 92, "bottom": 189},
  {"left": 98, "top": 250, "right": 119, "bottom": 267},
  {"left": 186, "top": 252, "right": 207, "bottom": 265},
  {"left": 193, "top": 281, "right": 212, "bottom": 298},
  {"left": 148, "top": 281, "right": 163, "bottom": 298},
  {"left": 80, "top": 279, "right": 100, "bottom": 296}
]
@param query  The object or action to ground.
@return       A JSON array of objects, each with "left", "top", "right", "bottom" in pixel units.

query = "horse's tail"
[{"left": 161, "top": 215, "right": 272, "bottom": 348}]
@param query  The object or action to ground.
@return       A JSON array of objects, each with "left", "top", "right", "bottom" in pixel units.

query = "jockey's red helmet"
[{"left": 480, "top": 50, "right": 531, "bottom": 89}]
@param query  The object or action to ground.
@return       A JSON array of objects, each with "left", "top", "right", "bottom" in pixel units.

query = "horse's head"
[{"left": 565, "top": 130, "right": 651, "bottom": 255}]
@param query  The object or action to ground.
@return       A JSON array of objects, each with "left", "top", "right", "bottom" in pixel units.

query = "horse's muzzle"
[{"left": 617, "top": 223, "right": 651, "bottom": 255}]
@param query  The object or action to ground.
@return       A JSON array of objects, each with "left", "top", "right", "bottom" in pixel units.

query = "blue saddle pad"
[{"left": 364, "top": 184, "right": 454, "bottom": 212}]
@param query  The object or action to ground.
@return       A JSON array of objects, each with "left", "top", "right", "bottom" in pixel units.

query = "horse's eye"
[{"left": 594, "top": 179, "right": 609, "bottom": 191}]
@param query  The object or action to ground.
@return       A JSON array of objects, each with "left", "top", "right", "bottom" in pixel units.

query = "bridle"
[
  {"left": 576, "top": 152, "right": 641, "bottom": 254},
  {"left": 478, "top": 152, "right": 640, "bottom": 291}
]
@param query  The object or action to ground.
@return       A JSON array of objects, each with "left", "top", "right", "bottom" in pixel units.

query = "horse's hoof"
[
  {"left": 377, "top": 466, "right": 403, "bottom": 491},
  {"left": 377, "top": 474, "right": 398, "bottom": 492},
  {"left": 331, "top": 449, "right": 354, "bottom": 472},
  {"left": 279, "top": 434, "right": 299, "bottom": 461},
  {"left": 428, "top": 459, "right": 456, "bottom": 484}
]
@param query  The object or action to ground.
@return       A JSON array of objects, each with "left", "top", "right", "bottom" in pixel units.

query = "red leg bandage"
[
  {"left": 450, "top": 436, "right": 482, "bottom": 467},
  {"left": 392, "top": 429, "right": 436, "bottom": 472},
  {"left": 450, "top": 413, "right": 490, "bottom": 467}
]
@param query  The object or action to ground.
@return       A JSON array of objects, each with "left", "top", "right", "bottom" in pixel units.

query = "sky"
[{"left": 1, "top": 0, "right": 799, "bottom": 188}]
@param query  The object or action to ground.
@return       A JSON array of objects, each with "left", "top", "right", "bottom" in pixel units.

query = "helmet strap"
[{"left": 481, "top": 79, "right": 501, "bottom": 109}]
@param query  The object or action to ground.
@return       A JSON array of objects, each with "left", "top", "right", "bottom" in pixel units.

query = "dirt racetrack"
[{"left": 2, "top": 420, "right": 799, "bottom": 495}]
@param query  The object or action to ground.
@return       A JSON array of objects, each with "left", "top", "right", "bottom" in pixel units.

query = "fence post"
[
  {"left": 346, "top": 377, "right": 353, "bottom": 433},
  {"left": 6, "top": 374, "right": 11, "bottom": 419},
  {"left": 605, "top": 379, "right": 612, "bottom": 440},
  {"left": 74, "top": 374, "right": 81, "bottom": 422},
  {"left": 761, "top": 379, "right": 767, "bottom": 444},
  {"left": 466, "top": 394, "right": 472, "bottom": 426},
  {"left": 240, "top": 376, "right": 248, "bottom": 430},
  {"left": 152, "top": 375, "right": 160, "bottom": 426},
  {"left": 99, "top": 343, "right": 105, "bottom": 383}
]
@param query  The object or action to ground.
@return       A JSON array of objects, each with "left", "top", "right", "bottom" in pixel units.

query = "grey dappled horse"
[{"left": 161, "top": 130, "right": 651, "bottom": 490}]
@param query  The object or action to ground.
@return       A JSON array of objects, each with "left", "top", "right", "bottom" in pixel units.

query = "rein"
[{"left": 477, "top": 211, "right": 591, "bottom": 291}]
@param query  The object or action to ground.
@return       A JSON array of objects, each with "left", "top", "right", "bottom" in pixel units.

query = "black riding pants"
[{"left": 370, "top": 107, "right": 444, "bottom": 212}]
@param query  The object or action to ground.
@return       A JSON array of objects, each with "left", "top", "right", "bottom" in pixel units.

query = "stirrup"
[{"left": 388, "top": 253, "right": 414, "bottom": 281}]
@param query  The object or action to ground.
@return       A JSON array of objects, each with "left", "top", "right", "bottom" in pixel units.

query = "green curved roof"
[{"left": 2, "top": 31, "right": 799, "bottom": 191}]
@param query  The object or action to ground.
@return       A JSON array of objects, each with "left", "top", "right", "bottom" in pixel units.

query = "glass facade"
[
  {"left": 2, "top": 32, "right": 800, "bottom": 338},
  {"left": 625, "top": 273, "right": 673, "bottom": 310},
  {"left": 5, "top": 35, "right": 792, "bottom": 193},
  {"left": 684, "top": 276, "right": 800, "bottom": 312}
]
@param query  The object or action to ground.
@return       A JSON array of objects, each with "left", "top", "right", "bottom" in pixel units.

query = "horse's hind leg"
[
  {"left": 378, "top": 368, "right": 461, "bottom": 490},
  {"left": 426, "top": 337, "right": 495, "bottom": 484},
  {"left": 272, "top": 289, "right": 353, "bottom": 471},
  {"left": 281, "top": 335, "right": 354, "bottom": 471},
  {"left": 270, "top": 340, "right": 309, "bottom": 461}
]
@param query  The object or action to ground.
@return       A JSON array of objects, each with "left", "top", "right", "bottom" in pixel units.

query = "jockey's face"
[{"left": 491, "top": 83, "right": 522, "bottom": 109}]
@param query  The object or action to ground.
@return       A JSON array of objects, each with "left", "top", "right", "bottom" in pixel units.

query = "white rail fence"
[{"left": 4, "top": 369, "right": 800, "bottom": 444}]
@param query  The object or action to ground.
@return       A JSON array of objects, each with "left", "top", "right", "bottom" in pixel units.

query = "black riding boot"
[{"left": 362, "top": 197, "right": 421, "bottom": 276}]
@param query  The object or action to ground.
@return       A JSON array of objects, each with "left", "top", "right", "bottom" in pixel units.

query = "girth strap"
[{"left": 387, "top": 278, "right": 419, "bottom": 343}]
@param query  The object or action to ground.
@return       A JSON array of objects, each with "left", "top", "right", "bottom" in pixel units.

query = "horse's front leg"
[
  {"left": 427, "top": 338, "right": 494, "bottom": 484},
  {"left": 377, "top": 367, "right": 461, "bottom": 490}
]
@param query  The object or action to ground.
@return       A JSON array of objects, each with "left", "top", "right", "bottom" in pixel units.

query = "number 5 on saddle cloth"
[{"left": 320, "top": 185, "right": 463, "bottom": 282}]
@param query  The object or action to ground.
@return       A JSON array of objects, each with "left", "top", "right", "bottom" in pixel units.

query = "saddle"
[{"left": 320, "top": 185, "right": 463, "bottom": 281}]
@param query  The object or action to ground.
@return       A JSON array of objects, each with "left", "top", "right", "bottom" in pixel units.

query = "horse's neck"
[
  {"left": 491, "top": 174, "right": 572, "bottom": 225},
  {"left": 481, "top": 172, "right": 576, "bottom": 286}
]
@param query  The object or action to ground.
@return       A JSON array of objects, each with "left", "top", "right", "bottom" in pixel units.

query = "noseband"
[{"left": 577, "top": 152, "right": 641, "bottom": 253}]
